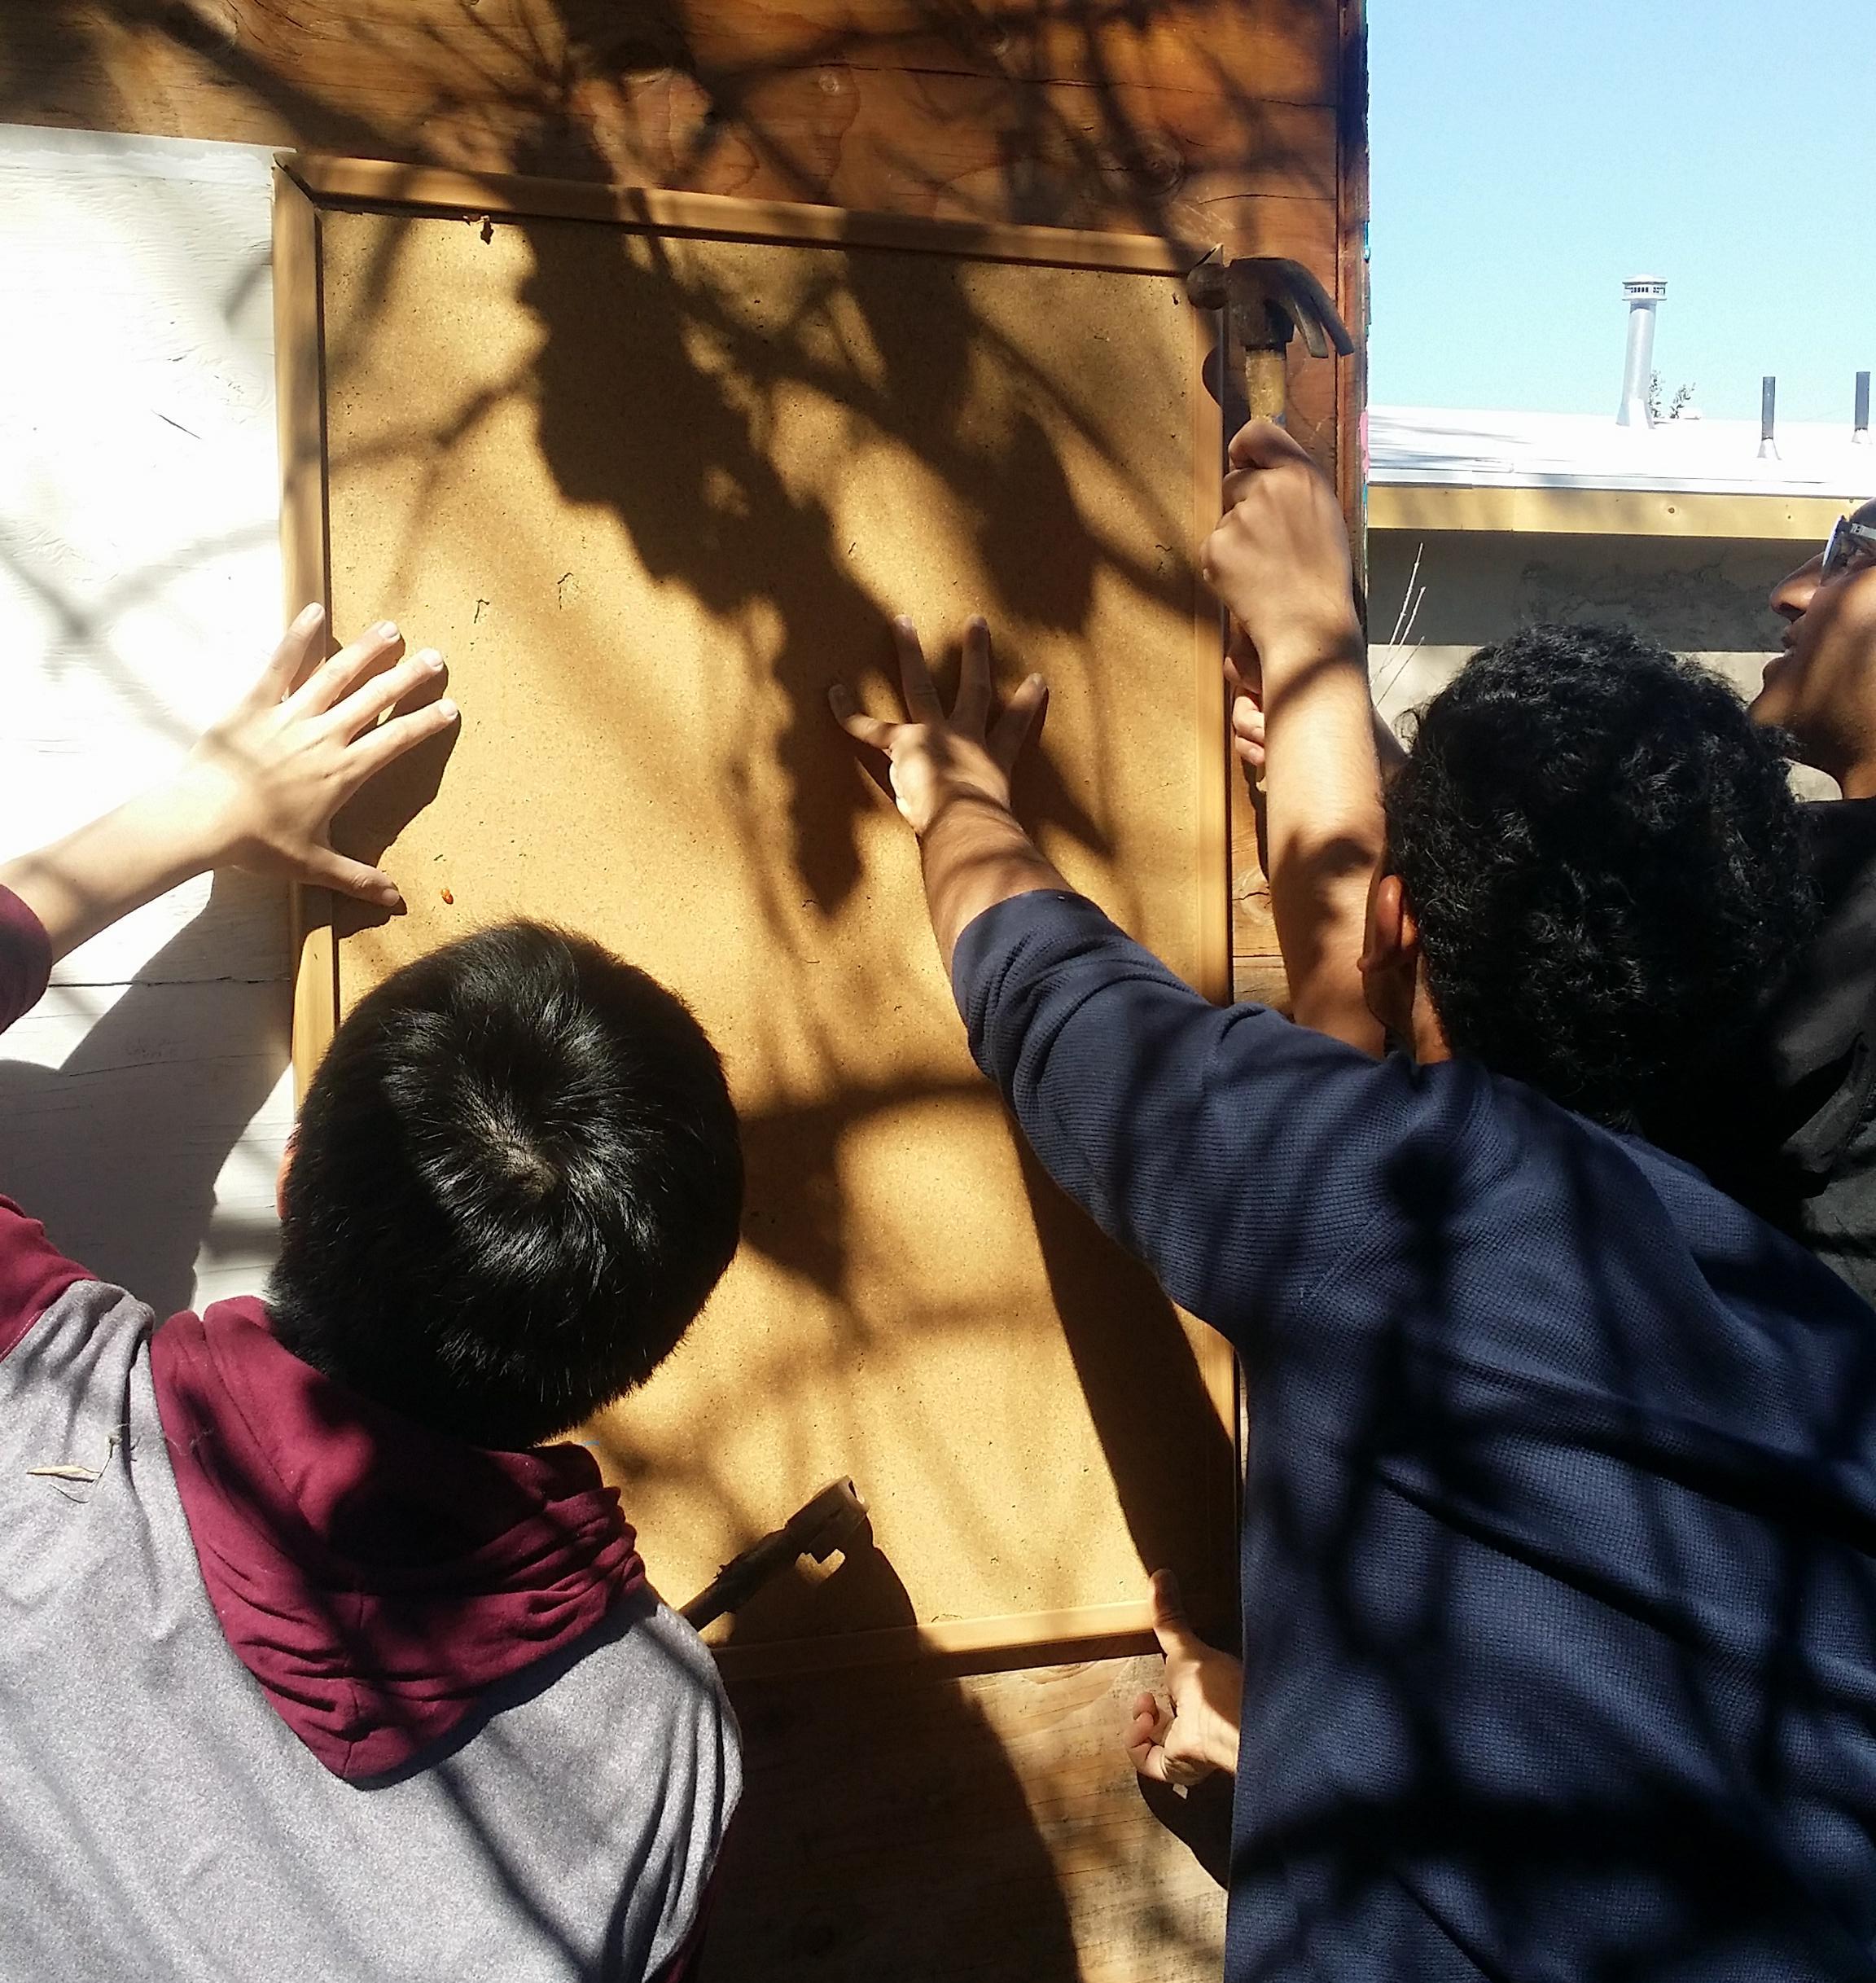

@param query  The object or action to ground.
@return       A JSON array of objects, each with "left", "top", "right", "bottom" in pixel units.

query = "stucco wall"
[{"left": 1367, "top": 526, "right": 1811, "bottom": 739}]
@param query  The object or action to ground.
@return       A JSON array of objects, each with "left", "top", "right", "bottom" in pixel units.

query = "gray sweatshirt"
[{"left": 0, "top": 893, "right": 739, "bottom": 1982}]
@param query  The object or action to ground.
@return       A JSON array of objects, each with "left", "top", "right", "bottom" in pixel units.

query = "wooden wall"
[
  {"left": 2, "top": 0, "right": 1365, "bottom": 996},
  {"left": 0, "top": 7, "right": 1365, "bottom": 1972}
]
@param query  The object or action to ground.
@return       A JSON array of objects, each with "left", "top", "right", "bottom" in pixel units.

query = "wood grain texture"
[
  {"left": 311, "top": 197, "right": 1238, "bottom": 1654},
  {"left": 709, "top": 1651, "right": 1227, "bottom": 1981},
  {"left": 1, "top": 2, "right": 1338, "bottom": 227}
]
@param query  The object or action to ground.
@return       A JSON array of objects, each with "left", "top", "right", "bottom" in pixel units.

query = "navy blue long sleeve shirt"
[{"left": 955, "top": 888, "right": 1876, "bottom": 1982}]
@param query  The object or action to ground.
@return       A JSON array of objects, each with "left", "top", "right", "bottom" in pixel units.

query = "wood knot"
[{"left": 160, "top": 0, "right": 239, "bottom": 52}]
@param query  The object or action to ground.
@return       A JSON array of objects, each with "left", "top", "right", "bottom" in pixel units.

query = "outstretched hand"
[
  {"left": 829, "top": 615, "right": 1048, "bottom": 836},
  {"left": 1124, "top": 1570, "right": 1243, "bottom": 1787},
  {"left": 0, "top": 603, "right": 460, "bottom": 963},
  {"left": 176, "top": 603, "right": 459, "bottom": 909}
]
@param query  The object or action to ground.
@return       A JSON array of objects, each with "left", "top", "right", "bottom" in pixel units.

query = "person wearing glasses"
[
  {"left": 1676, "top": 498, "right": 1876, "bottom": 1304},
  {"left": 1754, "top": 501, "right": 1876, "bottom": 772}
]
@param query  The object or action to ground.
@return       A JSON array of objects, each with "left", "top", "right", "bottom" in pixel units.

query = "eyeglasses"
[{"left": 1821, "top": 513, "right": 1876, "bottom": 584}]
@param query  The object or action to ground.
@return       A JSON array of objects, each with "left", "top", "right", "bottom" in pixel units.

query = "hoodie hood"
[{"left": 150, "top": 1297, "right": 645, "bottom": 1780}]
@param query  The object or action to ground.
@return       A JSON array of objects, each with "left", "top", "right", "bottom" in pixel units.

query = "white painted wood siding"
[{"left": 0, "top": 125, "right": 290, "bottom": 1314}]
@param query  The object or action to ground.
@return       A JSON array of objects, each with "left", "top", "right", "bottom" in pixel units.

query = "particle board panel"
[{"left": 290, "top": 169, "right": 1238, "bottom": 1665}]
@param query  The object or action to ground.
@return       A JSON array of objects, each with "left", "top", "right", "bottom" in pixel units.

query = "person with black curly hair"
[
  {"left": 1382, "top": 617, "right": 1817, "bottom": 1136},
  {"left": 831, "top": 421, "right": 1876, "bottom": 1982},
  {"left": 1229, "top": 495, "right": 1876, "bottom": 1318}
]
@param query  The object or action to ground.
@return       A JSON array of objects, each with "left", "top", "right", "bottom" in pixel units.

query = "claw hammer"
[
  {"left": 1187, "top": 254, "right": 1363, "bottom": 632},
  {"left": 1186, "top": 254, "right": 1354, "bottom": 428}
]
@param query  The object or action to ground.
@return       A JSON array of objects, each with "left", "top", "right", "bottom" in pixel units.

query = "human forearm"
[
  {"left": 1260, "top": 625, "right": 1387, "bottom": 1051},
  {"left": 920, "top": 794, "right": 1066, "bottom": 974},
  {"left": 0, "top": 776, "right": 229, "bottom": 963},
  {"left": 1203, "top": 422, "right": 1388, "bottom": 1051}
]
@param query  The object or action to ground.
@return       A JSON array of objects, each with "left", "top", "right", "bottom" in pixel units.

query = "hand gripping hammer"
[{"left": 1186, "top": 254, "right": 1354, "bottom": 428}]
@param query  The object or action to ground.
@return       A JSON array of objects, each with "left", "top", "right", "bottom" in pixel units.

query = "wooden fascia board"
[{"left": 1370, "top": 482, "right": 1858, "bottom": 542}]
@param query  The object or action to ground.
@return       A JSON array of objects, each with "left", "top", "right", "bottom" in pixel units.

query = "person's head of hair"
[
  {"left": 270, "top": 921, "right": 743, "bottom": 1449},
  {"left": 1753, "top": 495, "right": 1876, "bottom": 783},
  {"left": 1380, "top": 623, "right": 1815, "bottom": 1133}
]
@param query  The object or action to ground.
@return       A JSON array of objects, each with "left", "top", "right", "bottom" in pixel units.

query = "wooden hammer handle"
[{"left": 1243, "top": 347, "right": 1289, "bottom": 426}]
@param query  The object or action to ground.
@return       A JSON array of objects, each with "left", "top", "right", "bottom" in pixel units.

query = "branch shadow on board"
[
  {"left": 515, "top": 211, "right": 1133, "bottom": 921},
  {"left": 511, "top": 189, "right": 1229, "bottom": 1541},
  {"left": 1018, "top": 1141, "right": 1240, "bottom": 1645}
]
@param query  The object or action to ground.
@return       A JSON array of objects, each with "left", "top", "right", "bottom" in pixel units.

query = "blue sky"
[{"left": 1368, "top": 0, "right": 1876, "bottom": 423}]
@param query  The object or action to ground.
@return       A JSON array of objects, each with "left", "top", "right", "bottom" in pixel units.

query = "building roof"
[
  {"left": 1366, "top": 407, "right": 1876, "bottom": 538},
  {"left": 1370, "top": 406, "right": 1876, "bottom": 500}
]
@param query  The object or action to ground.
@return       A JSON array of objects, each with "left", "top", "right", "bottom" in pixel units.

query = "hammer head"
[
  {"left": 782, "top": 1477, "right": 870, "bottom": 1563},
  {"left": 1186, "top": 254, "right": 1354, "bottom": 361}
]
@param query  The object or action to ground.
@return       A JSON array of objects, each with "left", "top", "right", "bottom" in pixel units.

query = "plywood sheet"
[{"left": 316, "top": 195, "right": 1233, "bottom": 1652}]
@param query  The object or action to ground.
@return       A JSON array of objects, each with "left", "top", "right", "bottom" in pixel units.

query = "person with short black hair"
[
  {"left": 274, "top": 919, "right": 742, "bottom": 1451},
  {"left": 833, "top": 423, "right": 1876, "bottom": 1981},
  {"left": 0, "top": 608, "right": 740, "bottom": 1983},
  {"left": 1234, "top": 494, "right": 1876, "bottom": 1311}
]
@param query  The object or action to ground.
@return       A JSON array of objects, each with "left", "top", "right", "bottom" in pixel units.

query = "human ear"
[
  {"left": 1393, "top": 887, "right": 1424, "bottom": 967},
  {"left": 1359, "top": 871, "right": 1409, "bottom": 976},
  {"left": 1359, "top": 873, "right": 1426, "bottom": 1042}
]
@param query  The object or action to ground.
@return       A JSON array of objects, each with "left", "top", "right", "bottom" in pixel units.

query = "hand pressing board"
[{"left": 279, "top": 157, "right": 1235, "bottom": 1668}]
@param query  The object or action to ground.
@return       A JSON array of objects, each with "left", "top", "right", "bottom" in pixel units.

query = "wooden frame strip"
[
  {"left": 1370, "top": 481, "right": 1858, "bottom": 542},
  {"left": 1190, "top": 298, "right": 1232, "bottom": 1013},
  {"left": 279, "top": 152, "right": 1198, "bottom": 279},
  {"left": 1186, "top": 287, "right": 1247, "bottom": 1582},
  {"left": 274, "top": 163, "right": 339, "bottom": 1103},
  {"left": 712, "top": 1599, "right": 1160, "bottom": 1683}
]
